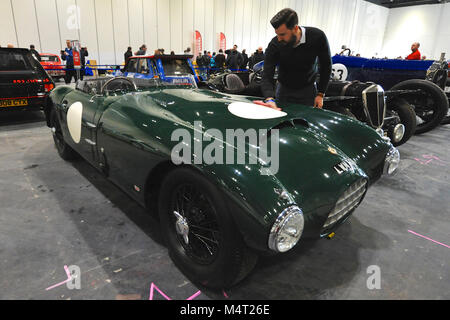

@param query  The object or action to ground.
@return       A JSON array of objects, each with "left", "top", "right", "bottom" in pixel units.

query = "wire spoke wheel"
[{"left": 169, "top": 183, "right": 221, "bottom": 265}]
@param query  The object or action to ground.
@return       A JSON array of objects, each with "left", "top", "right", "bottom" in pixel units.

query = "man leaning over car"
[{"left": 261, "top": 8, "right": 332, "bottom": 110}]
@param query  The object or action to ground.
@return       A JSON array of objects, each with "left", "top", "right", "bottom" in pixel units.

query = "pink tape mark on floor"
[
  {"left": 408, "top": 230, "right": 450, "bottom": 249},
  {"left": 45, "top": 265, "right": 72, "bottom": 291},
  {"left": 415, "top": 155, "right": 447, "bottom": 166},
  {"left": 148, "top": 282, "right": 201, "bottom": 300}
]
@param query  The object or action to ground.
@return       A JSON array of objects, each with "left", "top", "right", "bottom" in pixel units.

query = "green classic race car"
[{"left": 44, "top": 74, "right": 400, "bottom": 288}]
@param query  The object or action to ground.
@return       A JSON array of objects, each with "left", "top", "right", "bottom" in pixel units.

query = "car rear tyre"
[
  {"left": 50, "top": 109, "right": 77, "bottom": 161},
  {"left": 390, "top": 79, "right": 449, "bottom": 134},
  {"left": 387, "top": 98, "right": 417, "bottom": 146},
  {"left": 158, "top": 167, "right": 258, "bottom": 289}
]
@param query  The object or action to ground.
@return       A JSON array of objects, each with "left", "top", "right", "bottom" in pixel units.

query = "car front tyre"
[
  {"left": 158, "top": 167, "right": 258, "bottom": 289},
  {"left": 387, "top": 98, "right": 417, "bottom": 146}
]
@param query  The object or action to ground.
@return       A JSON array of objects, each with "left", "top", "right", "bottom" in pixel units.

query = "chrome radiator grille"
[
  {"left": 362, "top": 84, "right": 386, "bottom": 129},
  {"left": 323, "top": 179, "right": 367, "bottom": 229}
]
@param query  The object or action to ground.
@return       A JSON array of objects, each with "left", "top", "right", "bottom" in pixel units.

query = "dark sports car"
[
  {"left": 45, "top": 75, "right": 400, "bottom": 288},
  {"left": 0, "top": 48, "right": 55, "bottom": 111}
]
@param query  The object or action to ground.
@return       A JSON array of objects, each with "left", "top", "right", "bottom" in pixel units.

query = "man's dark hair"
[
  {"left": 270, "top": 8, "right": 298, "bottom": 29},
  {"left": 30, "top": 45, "right": 35, "bottom": 49},
  {"left": 219, "top": 49, "right": 223, "bottom": 53},
  {"left": 128, "top": 46, "right": 132, "bottom": 50}
]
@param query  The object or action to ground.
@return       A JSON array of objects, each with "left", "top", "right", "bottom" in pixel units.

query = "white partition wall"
[
  {"left": 1, "top": 0, "right": 392, "bottom": 64},
  {"left": 382, "top": 2, "right": 450, "bottom": 60},
  {"left": 143, "top": 0, "right": 158, "bottom": 56},
  {"left": 34, "top": 0, "right": 61, "bottom": 54},
  {"left": 94, "top": 0, "right": 115, "bottom": 65}
]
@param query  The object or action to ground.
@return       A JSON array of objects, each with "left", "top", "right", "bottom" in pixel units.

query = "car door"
[{"left": 59, "top": 86, "right": 104, "bottom": 166}]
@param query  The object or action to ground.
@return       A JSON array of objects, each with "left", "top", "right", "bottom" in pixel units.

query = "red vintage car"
[{"left": 40, "top": 53, "right": 65, "bottom": 81}]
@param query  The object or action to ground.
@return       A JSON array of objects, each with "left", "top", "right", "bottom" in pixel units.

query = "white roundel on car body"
[
  {"left": 67, "top": 101, "right": 83, "bottom": 143},
  {"left": 227, "top": 102, "right": 287, "bottom": 119},
  {"left": 332, "top": 63, "right": 348, "bottom": 81}
]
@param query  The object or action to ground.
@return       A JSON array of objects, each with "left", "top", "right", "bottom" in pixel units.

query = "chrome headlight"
[
  {"left": 384, "top": 147, "right": 400, "bottom": 175},
  {"left": 268, "top": 206, "right": 304, "bottom": 253},
  {"left": 392, "top": 124, "right": 405, "bottom": 143}
]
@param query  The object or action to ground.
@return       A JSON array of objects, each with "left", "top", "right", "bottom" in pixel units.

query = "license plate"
[{"left": 0, "top": 99, "right": 28, "bottom": 108}]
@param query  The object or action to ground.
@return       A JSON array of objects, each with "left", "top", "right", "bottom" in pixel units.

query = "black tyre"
[
  {"left": 158, "top": 167, "right": 258, "bottom": 288},
  {"left": 387, "top": 98, "right": 417, "bottom": 146},
  {"left": 49, "top": 109, "right": 77, "bottom": 160},
  {"left": 442, "top": 93, "right": 450, "bottom": 125},
  {"left": 390, "top": 79, "right": 449, "bottom": 134}
]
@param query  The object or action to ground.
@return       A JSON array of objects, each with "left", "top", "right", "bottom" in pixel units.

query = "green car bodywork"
[{"left": 47, "top": 79, "right": 394, "bottom": 253}]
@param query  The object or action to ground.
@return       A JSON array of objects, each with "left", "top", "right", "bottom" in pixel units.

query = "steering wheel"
[{"left": 101, "top": 76, "right": 137, "bottom": 95}]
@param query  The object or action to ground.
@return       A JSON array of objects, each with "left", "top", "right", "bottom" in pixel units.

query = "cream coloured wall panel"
[
  {"left": 77, "top": 0, "right": 99, "bottom": 64},
  {"left": 181, "top": 0, "right": 194, "bottom": 52},
  {"left": 55, "top": 0, "right": 79, "bottom": 46},
  {"left": 143, "top": 0, "right": 158, "bottom": 53},
  {"left": 111, "top": 0, "right": 130, "bottom": 62},
  {"left": 249, "top": 0, "right": 261, "bottom": 53},
  {"left": 93, "top": 0, "right": 115, "bottom": 65},
  {"left": 204, "top": 0, "right": 214, "bottom": 52},
  {"left": 233, "top": 0, "right": 244, "bottom": 49},
  {"left": 128, "top": 0, "right": 144, "bottom": 51},
  {"left": 2, "top": 0, "right": 395, "bottom": 66},
  {"left": 157, "top": 0, "right": 170, "bottom": 51},
  {"left": 10, "top": 0, "right": 40, "bottom": 50},
  {"left": 169, "top": 0, "right": 183, "bottom": 53},
  {"left": 34, "top": 0, "right": 61, "bottom": 54},
  {"left": 224, "top": 0, "right": 236, "bottom": 50},
  {"left": 0, "top": 0, "right": 17, "bottom": 47},
  {"left": 240, "top": 0, "right": 252, "bottom": 52}
]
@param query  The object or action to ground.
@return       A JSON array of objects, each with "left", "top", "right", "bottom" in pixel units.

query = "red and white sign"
[
  {"left": 70, "top": 40, "right": 81, "bottom": 69},
  {"left": 193, "top": 31, "right": 202, "bottom": 57},
  {"left": 218, "top": 32, "right": 226, "bottom": 51}
]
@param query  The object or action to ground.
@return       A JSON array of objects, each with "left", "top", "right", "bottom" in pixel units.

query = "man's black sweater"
[{"left": 261, "top": 26, "right": 332, "bottom": 99}]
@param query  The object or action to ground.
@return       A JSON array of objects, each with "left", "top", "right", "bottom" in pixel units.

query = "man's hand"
[
  {"left": 265, "top": 100, "right": 282, "bottom": 111},
  {"left": 253, "top": 99, "right": 282, "bottom": 111},
  {"left": 314, "top": 95, "right": 324, "bottom": 109}
]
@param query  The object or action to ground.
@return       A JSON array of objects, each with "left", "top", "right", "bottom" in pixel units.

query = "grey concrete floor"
[{"left": 0, "top": 110, "right": 449, "bottom": 300}]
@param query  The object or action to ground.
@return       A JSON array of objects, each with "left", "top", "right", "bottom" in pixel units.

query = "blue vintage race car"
[{"left": 116, "top": 54, "right": 201, "bottom": 84}]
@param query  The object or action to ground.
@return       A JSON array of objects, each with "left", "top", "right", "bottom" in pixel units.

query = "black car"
[{"left": 0, "top": 48, "right": 55, "bottom": 112}]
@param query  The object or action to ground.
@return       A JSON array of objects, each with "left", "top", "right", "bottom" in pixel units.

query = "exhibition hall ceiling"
[{"left": 366, "top": 0, "right": 449, "bottom": 8}]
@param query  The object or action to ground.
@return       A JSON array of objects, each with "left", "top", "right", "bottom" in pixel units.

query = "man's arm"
[
  {"left": 261, "top": 41, "right": 278, "bottom": 100},
  {"left": 316, "top": 30, "right": 332, "bottom": 95}
]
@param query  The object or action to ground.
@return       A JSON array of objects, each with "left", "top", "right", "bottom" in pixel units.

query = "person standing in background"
[
  {"left": 214, "top": 49, "right": 226, "bottom": 72},
  {"left": 30, "top": 45, "right": 41, "bottom": 62},
  {"left": 61, "top": 40, "right": 78, "bottom": 84},
  {"left": 135, "top": 45, "right": 147, "bottom": 55},
  {"left": 80, "top": 46, "right": 88, "bottom": 81},
  {"left": 405, "top": 42, "right": 421, "bottom": 60},
  {"left": 240, "top": 49, "right": 249, "bottom": 70},
  {"left": 124, "top": 47, "right": 133, "bottom": 65},
  {"left": 249, "top": 47, "right": 265, "bottom": 69}
]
